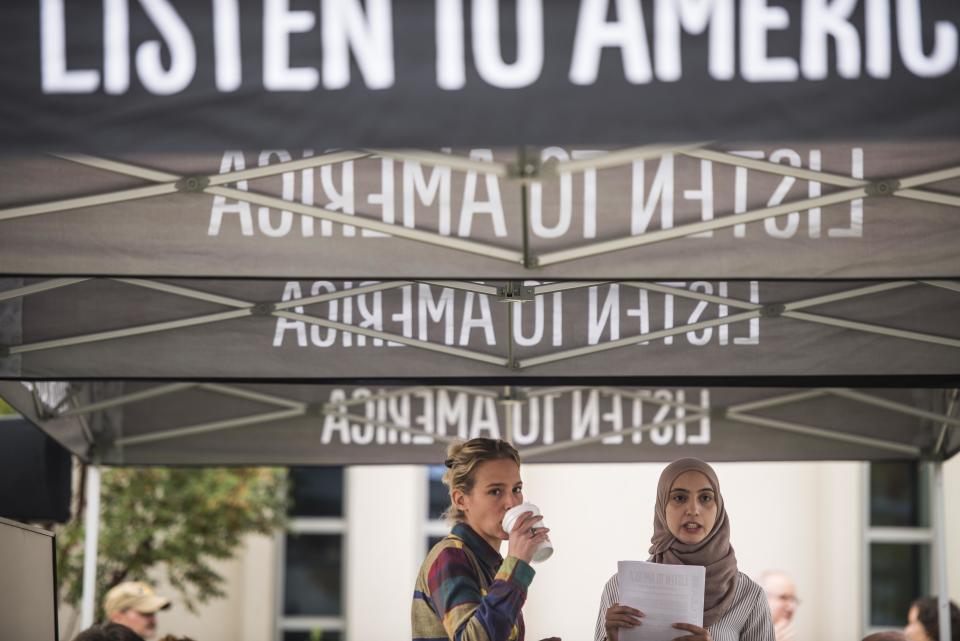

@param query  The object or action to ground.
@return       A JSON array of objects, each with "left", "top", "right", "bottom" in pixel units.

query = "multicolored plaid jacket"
[{"left": 412, "top": 522, "right": 535, "bottom": 641}]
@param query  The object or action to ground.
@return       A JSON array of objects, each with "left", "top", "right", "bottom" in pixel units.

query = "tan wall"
[
  {"left": 945, "top": 454, "right": 960, "bottom": 606},
  {"left": 136, "top": 534, "right": 274, "bottom": 641},
  {"left": 346, "top": 466, "right": 424, "bottom": 641}
]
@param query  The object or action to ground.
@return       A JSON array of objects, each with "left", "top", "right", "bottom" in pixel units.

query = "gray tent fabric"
[
  {"left": 3, "top": 2, "right": 960, "bottom": 151},
  {"left": 2, "top": 3, "right": 960, "bottom": 472},
  {"left": 2, "top": 144, "right": 960, "bottom": 279},
  {"left": 1, "top": 278, "right": 958, "bottom": 380},
  {"left": 0, "top": 381, "right": 956, "bottom": 465}
]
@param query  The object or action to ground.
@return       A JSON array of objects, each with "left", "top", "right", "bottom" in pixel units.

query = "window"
[
  {"left": 424, "top": 465, "right": 449, "bottom": 552},
  {"left": 870, "top": 544, "right": 931, "bottom": 626},
  {"left": 278, "top": 467, "right": 346, "bottom": 641},
  {"left": 863, "top": 462, "right": 933, "bottom": 632},
  {"left": 284, "top": 534, "right": 342, "bottom": 616},
  {"left": 281, "top": 632, "right": 343, "bottom": 641},
  {"left": 289, "top": 466, "right": 344, "bottom": 518},
  {"left": 427, "top": 465, "right": 448, "bottom": 520}
]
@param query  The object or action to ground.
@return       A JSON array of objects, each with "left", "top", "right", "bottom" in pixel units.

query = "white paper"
[{"left": 616, "top": 561, "right": 706, "bottom": 641}]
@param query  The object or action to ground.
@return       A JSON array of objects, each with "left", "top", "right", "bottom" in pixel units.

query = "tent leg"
[
  {"left": 80, "top": 465, "right": 101, "bottom": 630},
  {"left": 933, "top": 461, "right": 951, "bottom": 641},
  {"left": 503, "top": 386, "right": 515, "bottom": 444}
]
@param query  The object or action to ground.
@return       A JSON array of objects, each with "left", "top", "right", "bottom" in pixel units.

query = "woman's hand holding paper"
[
  {"left": 671, "top": 622, "right": 713, "bottom": 641},
  {"left": 603, "top": 603, "right": 644, "bottom": 641}
]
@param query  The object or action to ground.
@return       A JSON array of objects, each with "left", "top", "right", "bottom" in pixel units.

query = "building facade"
[{"left": 87, "top": 459, "right": 960, "bottom": 641}]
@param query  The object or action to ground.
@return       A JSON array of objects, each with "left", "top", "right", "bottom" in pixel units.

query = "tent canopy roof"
[
  {"left": 2, "top": 2, "right": 959, "bottom": 469},
  {"left": 1, "top": 381, "right": 957, "bottom": 466},
  {"left": 3, "top": 144, "right": 960, "bottom": 279}
]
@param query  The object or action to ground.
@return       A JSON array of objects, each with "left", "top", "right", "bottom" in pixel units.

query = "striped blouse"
[
  {"left": 594, "top": 571, "right": 775, "bottom": 641},
  {"left": 412, "top": 522, "right": 535, "bottom": 641}
]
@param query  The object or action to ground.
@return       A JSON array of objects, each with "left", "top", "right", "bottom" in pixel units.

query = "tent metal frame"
[
  {"left": 2, "top": 146, "right": 960, "bottom": 271},
  {"left": 3, "top": 278, "right": 959, "bottom": 371},
  {"left": 35, "top": 382, "right": 958, "bottom": 461},
  {"left": 933, "top": 463, "right": 951, "bottom": 641}
]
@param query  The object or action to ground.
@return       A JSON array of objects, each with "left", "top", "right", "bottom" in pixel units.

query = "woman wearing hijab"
[{"left": 594, "top": 458, "right": 774, "bottom": 641}]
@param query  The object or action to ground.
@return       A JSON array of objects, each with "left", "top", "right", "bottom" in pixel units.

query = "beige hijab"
[{"left": 649, "top": 458, "right": 738, "bottom": 628}]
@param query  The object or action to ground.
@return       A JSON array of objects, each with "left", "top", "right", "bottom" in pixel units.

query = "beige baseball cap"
[{"left": 103, "top": 581, "right": 171, "bottom": 615}]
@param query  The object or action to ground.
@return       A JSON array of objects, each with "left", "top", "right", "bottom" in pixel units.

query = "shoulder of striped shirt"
[
  {"left": 734, "top": 571, "right": 765, "bottom": 600},
  {"left": 605, "top": 572, "right": 619, "bottom": 591}
]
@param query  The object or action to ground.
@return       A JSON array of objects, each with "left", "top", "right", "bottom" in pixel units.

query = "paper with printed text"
[{"left": 617, "top": 561, "right": 705, "bottom": 641}]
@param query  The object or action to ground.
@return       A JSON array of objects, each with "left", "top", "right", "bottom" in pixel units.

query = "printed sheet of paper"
[{"left": 616, "top": 561, "right": 705, "bottom": 641}]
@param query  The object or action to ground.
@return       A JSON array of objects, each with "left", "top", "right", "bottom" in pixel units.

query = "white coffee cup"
[{"left": 501, "top": 502, "right": 554, "bottom": 563}]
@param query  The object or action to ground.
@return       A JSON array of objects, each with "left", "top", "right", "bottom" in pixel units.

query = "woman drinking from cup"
[
  {"left": 595, "top": 458, "right": 773, "bottom": 641},
  {"left": 412, "top": 437, "right": 559, "bottom": 641}
]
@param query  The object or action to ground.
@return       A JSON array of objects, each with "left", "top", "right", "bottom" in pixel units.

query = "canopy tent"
[
  {"left": 2, "top": 143, "right": 960, "bottom": 279},
  {"left": 2, "top": 1, "right": 960, "bottom": 638},
  {"left": 0, "top": 381, "right": 957, "bottom": 466},
  {"left": 1, "top": 277, "right": 959, "bottom": 381}
]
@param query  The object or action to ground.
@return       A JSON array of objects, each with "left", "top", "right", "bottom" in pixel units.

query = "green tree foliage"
[{"left": 57, "top": 467, "right": 288, "bottom": 620}]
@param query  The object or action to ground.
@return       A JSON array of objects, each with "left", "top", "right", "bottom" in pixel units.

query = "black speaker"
[{"left": 0, "top": 417, "right": 72, "bottom": 523}]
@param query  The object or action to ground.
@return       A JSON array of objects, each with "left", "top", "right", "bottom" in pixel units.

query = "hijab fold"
[{"left": 649, "top": 458, "right": 739, "bottom": 628}]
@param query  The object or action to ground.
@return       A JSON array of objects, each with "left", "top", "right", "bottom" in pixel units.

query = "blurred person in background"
[
  {"left": 862, "top": 633, "right": 907, "bottom": 641},
  {"left": 103, "top": 581, "right": 171, "bottom": 639},
  {"left": 758, "top": 570, "right": 799, "bottom": 641},
  {"left": 904, "top": 597, "right": 959, "bottom": 641},
  {"left": 73, "top": 622, "right": 146, "bottom": 641}
]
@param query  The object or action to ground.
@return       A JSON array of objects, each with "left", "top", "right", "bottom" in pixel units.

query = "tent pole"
[
  {"left": 80, "top": 464, "right": 101, "bottom": 629},
  {"left": 504, "top": 387, "right": 514, "bottom": 445},
  {"left": 518, "top": 146, "right": 534, "bottom": 269},
  {"left": 932, "top": 461, "right": 951, "bottom": 641}
]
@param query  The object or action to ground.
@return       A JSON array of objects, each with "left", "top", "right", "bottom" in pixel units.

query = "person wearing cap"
[
  {"left": 72, "top": 622, "right": 148, "bottom": 641},
  {"left": 103, "top": 581, "right": 171, "bottom": 639}
]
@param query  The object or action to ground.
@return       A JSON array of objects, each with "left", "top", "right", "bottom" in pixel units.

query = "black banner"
[{"left": 2, "top": 0, "right": 960, "bottom": 151}]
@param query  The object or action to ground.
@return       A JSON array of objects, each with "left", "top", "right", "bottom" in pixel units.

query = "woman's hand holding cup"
[
  {"left": 506, "top": 511, "right": 550, "bottom": 564},
  {"left": 503, "top": 503, "right": 554, "bottom": 564}
]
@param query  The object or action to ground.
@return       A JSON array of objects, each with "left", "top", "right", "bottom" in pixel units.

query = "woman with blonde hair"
[
  {"left": 412, "top": 437, "right": 559, "bottom": 641},
  {"left": 595, "top": 458, "right": 773, "bottom": 641}
]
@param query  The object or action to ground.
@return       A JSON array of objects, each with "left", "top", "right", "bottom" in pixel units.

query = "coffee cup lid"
[{"left": 502, "top": 502, "right": 540, "bottom": 532}]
